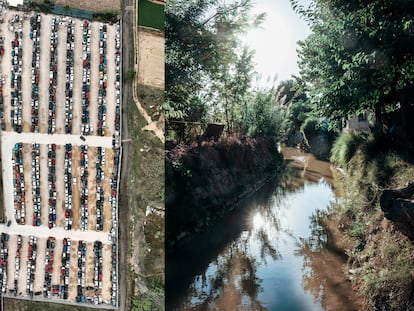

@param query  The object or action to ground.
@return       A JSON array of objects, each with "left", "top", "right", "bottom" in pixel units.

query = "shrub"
[
  {"left": 330, "top": 131, "right": 368, "bottom": 168},
  {"left": 300, "top": 117, "right": 318, "bottom": 147}
]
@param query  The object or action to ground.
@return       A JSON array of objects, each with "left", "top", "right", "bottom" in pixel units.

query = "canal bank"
[
  {"left": 166, "top": 137, "right": 284, "bottom": 247},
  {"left": 166, "top": 147, "right": 363, "bottom": 310}
]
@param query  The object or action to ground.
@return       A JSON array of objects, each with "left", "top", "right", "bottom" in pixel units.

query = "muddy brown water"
[{"left": 166, "top": 147, "right": 361, "bottom": 310}]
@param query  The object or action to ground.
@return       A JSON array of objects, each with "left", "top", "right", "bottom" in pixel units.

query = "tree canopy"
[
  {"left": 165, "top": 0, "right": 265, "bottom": 123},
  {"left": 293, "top": 0, "right": 414, "bottom": 137}
]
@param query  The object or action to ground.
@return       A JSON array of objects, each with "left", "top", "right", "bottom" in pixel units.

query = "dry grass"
[{"left": 328, "top": 133, "right": 414, "bottom": 310}]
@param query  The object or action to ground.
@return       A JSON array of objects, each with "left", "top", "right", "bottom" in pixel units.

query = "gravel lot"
[{"left": 0, "top": 8, "right": 120, "bottom": 308}]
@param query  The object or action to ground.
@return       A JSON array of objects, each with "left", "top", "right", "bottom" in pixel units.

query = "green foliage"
[
  {"left": 243, "top": 89, "right": 285, "bottom": 139},
  {"left": 126, "top": 69, "right": 136, "bottom": 82},
  {"left": 93, "top": 10, "right": 119, "bottom": 23},
  {"left": 131, "top": 277, "right": 164, "bottom": 311},
  {"left": 166, "top": 0, "right": 264, "bottom": 123},
  {"left": 293, "top": 0, "right": 414, "bottom": 137},
  {"left": 329, "top": 133, "right": 414, "bottom": 309},
  {"left": 166, "top": 136, "right": 284, "bottom": 242},
  {"left": 330, "top": 132, "right": 368, "bottom": 168},
  {"left": 300, "top": 117, "right": 318, "bottom": 146}
]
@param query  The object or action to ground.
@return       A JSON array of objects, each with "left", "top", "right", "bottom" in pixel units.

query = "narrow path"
[{"left": 131, "top": 0, "right": 164, "bottom": 143}]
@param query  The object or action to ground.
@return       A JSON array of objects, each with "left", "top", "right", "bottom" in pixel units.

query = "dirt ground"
[
  {"left": 56, "top": 18, "right": 67, "bottom": 135},
  {"left": 105, "top": 24, "right": 116, "bottom": 138},
  {"left": 32, "top": 0, "right": 121, "bottom": 13},
  {"left": 6, "top": 234, "right": 17, "bottom": 291},
  {"left": 101, "top": 244, "right": 112, "bottom": 301},
  {"left": 87, "top": 147, "right": 97, "bottom": 231},
  {"left": 137, "top": 29, "right": 164, "bottom": 90},
  {"left": 89, "top": 22, "right": 99, "bottom": 136},
  {"left": 22, "top": 144, "right": 33, "bottom": 226},
  {"left": 102, "top": 148, "right": 114, "bottom": 232},
  {"left": 21, "top": 17, "right": 31, "bottom": 133},
  {"left": 17, "top": 235, "right": 28, "bottom": 296},
  {"left": 38, "top": 14, "right": 52, "bottom": 134},
  {"left": 0, "top": 11, "right": 13, "bottom": 132},
  {"left": 33, "top": 237, "right": 46, "bottom": 292},
  {"left": 68, "top": 240, "right": 78, "bottom": 301},
  {"left": 51, "top": 238, "right": 63, "bottom": 287},
  {"left": 72, "top": 18, "right": 82, "bottom": 136}
]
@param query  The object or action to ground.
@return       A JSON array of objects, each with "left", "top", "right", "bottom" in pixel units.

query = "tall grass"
[
  {"left": 329, "top": 131, "right": 414, "bottom": 310},
  {"left": 330, "top": 131, "right": 368, "bottom": 168}
]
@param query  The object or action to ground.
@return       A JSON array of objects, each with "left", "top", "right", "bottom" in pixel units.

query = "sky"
[{"left": 242, "top": 0, "right": 311, "bottom": 87}]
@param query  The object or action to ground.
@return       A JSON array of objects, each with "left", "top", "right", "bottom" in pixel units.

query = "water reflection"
[
  {"left": 295, "top": 210, "right": 361, "bottom": 310},
  {"left": 167, "top": 148, "right": 362, "bottom": 310}
]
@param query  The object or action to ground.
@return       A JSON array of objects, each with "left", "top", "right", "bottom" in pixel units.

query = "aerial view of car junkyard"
[{"left": 0, "top": 0, "right": 121, "bottom": 308}]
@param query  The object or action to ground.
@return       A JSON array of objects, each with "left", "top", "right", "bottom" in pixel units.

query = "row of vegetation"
[
  {"left": 165, "top": 0, "right": 292, "bottom": 246},
  {"left": 166, "top": 136, "right": 284, "bottom": 245},
  {"left": 126, "top": 85, "right": 164, "bottom": 310},
  {"left": 327, "top": 133, "right": 414, "bottom": 310},
  {"left": 291, "top": 0, "right": 414, "bottom": 309}
]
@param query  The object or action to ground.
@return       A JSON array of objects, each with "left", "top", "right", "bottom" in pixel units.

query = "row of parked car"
[
  {"left": 12, "top": 142, "right": 26, "bottom": 224},
  {"left": 31, "top": 143, "right": 42, "bottom": 226},
  {"left": 80, "top": 20, "right": 91, "bottom": 135},
  {"left": 114, "top": 22, "right": 121, "bottom": 134},
  {"left": 30, "top": 13, "right": 41, "bottom": 133},
  {"left": 47, "top": 144, "right": 57, "bottom": 229},
  {"left": 12, "top": 234, "right": 22, "bottom": 296},
  {"left": 10, "top": 14, "right": 23, "bottom": 133},
  {"left": 93, "top": 241, "right": 103, "bottom": 304},
  {"left": 109, "top": 146, "right": 120, "bottom": 307},
  {"left": 65, "top": 18, "right": 75, "bottom": 134},
  {"left": 26, "top": 235, "right": 37, "bottom": 298},
  {"left": 48, "top": 16, "right": 59, "bottom": 134},
  {"left": 0, "top": 233, "right": 9, "bottom": 296},
  {"left": 43, "top": 236, "right": 55, "bottom": 298},
  {"left": 60, "top": 237, "right": 71, "bottom": 299},
  {"left": 0, "top": 74, "right": 5, "bottom": 130},
  {"left": 96, "top": 147, "right": 105, "bottom": 231},
  {"left": 80, "top": 145, "right": 89, "bottom": 231},
  {"left": 97, "top": 23, "right": 108, "bottom": 137},
  {"left": 109, "top": 21, "right": 121, "bottom": 307},
  {"left": 64, "top": 144, "right": 73, "bottom": 231},
  {"left": 76, "top": 240, "right": 86, "bottom": 302},
  {"left": 12, "top": 235, "right": 22, "bottom": 296}
]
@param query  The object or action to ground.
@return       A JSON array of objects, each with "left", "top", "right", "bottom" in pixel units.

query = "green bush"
[
  {"left": 300, "top": 117, "right": 318, "bottom": 147},
  {"left": 330, "top": 131, "right": 368, "bottom": 168},
  {"left": 93, "top": 10, "right": 119, "bottom": 23}
]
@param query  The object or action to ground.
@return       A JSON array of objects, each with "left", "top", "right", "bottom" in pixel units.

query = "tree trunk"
[
  {"left": 224, "top": 96, "right": 231, "bottom": 135},
  {"left": 374, "top": 101, "right": 383, "bottom": 136}
]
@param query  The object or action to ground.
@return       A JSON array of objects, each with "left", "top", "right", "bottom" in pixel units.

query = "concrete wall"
[{"left": 344, "top": 111, "right": 371, "bottom": 132}]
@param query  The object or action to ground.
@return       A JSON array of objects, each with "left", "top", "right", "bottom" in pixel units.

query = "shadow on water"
[
  {"left": 166, "top": 147, "right": 362, "bottom": 310},
  {"left": 166, "top": 178, "right": 284, "bottom": 309}
]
